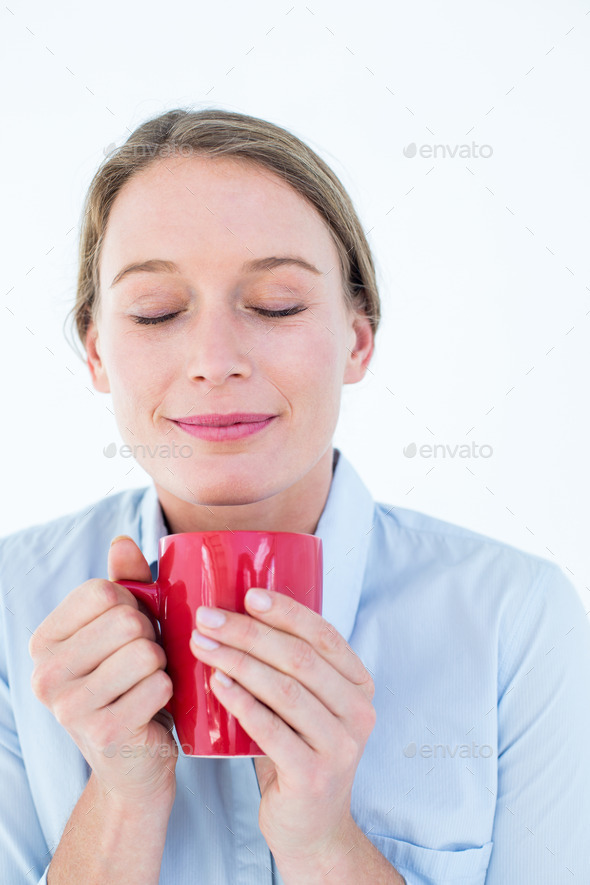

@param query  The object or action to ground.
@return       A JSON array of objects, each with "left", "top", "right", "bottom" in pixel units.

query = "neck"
[{"left": 155, "top": 446, "right": 338, "bottom": 536}]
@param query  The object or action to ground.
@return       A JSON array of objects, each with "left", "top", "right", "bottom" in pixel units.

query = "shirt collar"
[{"left": 137, "top": 448, "right": 376, "bottom": 641}]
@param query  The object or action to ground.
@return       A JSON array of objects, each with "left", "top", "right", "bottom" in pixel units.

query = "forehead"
[{"left": 99, "top": 155, "right": 340, "bottom": 282}]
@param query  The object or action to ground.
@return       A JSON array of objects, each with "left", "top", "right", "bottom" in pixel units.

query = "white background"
[{"left": 1, "top": 0, "right": 588, "bottom": 606}]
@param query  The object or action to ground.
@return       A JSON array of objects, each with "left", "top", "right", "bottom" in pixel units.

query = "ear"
[
  {"left": 85, "top": 320, "right": 111, "bottom": 393},
  {"left": 343, "top": 310, "right": 374, "bottom": 385}
]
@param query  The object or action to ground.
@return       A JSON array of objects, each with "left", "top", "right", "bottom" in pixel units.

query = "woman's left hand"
[{"left": 189, "top": 587, "right": 376, "bottom": 865}]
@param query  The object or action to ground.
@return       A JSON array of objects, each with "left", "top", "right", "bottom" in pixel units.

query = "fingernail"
[
  {"left": 191, "top": 629, "right": 220, "bottom": 650},
  {"left": 213, "top": 669, "right": 233, "bottom": 688},
  {"left": 110, "top": 534, "right": 134, "bottom": 546},
  {"left": 196, "top": 607, "right": 226, "bottom": 628},
  {"left": 246, "top": 588, "right": 272, "bottom": 611}
]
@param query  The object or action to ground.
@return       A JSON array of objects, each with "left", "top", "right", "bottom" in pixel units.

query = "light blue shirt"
[{"left": 1, "top": 448, "right": 589, "bottom": 884}]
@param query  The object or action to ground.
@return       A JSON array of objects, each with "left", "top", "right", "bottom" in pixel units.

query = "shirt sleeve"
[
  {"left": 0, "top": 612, "right": 52, "bottom": 883},
  {"left": 485, "top": 561, "right": 590, "bottom": 882}
]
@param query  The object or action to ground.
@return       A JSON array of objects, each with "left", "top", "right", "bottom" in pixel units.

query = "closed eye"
[
  {"left": 132, "top": 306, "right": 307, "bottom": 325},
  {"left": 132, "top": 312, "right": 182, "bottom": 325},
  {"left": 254, "top": 306, "right": 307, "bottom": 318}
]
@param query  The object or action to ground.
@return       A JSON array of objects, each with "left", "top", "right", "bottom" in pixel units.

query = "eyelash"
[{"left": 132, "top": 306, "right": 307, "bottom": 325}]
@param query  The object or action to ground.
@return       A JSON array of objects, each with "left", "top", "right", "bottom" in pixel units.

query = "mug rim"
[{"left": 160, "top": 529, "right": 319, "bottom": 541}]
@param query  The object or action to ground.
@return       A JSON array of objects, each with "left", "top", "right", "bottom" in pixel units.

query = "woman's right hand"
[{"left": 29, "top": 536, "right": 177, "bottom": 806}]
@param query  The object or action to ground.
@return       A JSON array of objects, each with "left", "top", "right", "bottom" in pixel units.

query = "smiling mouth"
[
  {"left": 170, "top": 415, "right": 277, "bottom": 441},
  {"left": 170, "top": 413, "right": 276, "bottom": 427}
]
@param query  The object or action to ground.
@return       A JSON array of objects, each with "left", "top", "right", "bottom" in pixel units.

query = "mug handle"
[{"left": 117, "top": 579, "right": 173, "bottom": 716}]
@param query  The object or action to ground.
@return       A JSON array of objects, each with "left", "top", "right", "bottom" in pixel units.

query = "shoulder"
[
  {"left": 0, "top": 487, "right": 151, "bottom": 621},
  {"left": 369, "top": 501, "right": 583, "bottom": 668},
  {"left": 372, "top": 498, "right": 552, "bottom": 575},
  {"left": 0, "top": 487, "right": 147, "bottom": 561}
]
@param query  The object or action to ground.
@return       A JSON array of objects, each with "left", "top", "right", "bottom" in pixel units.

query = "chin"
[{"left": 155, "top": 470, "right": 280, "bottom": 508}]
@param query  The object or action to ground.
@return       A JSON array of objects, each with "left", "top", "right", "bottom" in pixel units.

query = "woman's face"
[{"left": 86, "top": 154, "right": 373, "bottom": 520}]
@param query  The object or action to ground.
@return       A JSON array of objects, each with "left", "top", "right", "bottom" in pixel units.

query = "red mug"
[{"left": 119, "top": 531, "right": 323, "bottom": 756}]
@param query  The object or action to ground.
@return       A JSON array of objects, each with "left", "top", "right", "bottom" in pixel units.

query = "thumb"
[
  {"left": 108, "top": 535, "right": 160, "bottom": 639},
  {"left": 108, "top": 534, "right": 153, "bottom": 584}
]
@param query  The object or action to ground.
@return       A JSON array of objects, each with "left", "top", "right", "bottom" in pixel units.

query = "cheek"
[
  {"left": 268, "top": 326, "right": 344, "bottom": 408},
  {"left": 103, "top": 334, "right": 178, "bottom": 411}
]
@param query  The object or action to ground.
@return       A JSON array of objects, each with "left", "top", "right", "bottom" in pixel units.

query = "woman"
[{"left": 1, "top": 108, "right": 588, "bottom": 884}]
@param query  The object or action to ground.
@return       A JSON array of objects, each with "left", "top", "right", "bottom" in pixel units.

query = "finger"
[
  {"left": 191, "top": 613, "right": 362, "bottom": 725},
  {"left": 29, "top": 536, "right": 152, "bottom": 658},
  {"left": 31, "top": 604, "right": 160, "bottom": 708},
  {"left": 52, "top": 638, "right": 167, "bottom": 727},
  {"left": 81, "top": 636, "right": 168, "bottom": 710},
  {"left": 60, "top": 602, "right": 158, "bottom": 681},
  {"left": 208, "top": 668, "right": 314, "bottom": 776},
  {"left": 108, "top": 535, "right": 161, "bottom": 639},
  {"left": 92, "top": 667, "right": 173, "bottom": 744},
  {"left": 190, "top": 636, "right": 343, "bottom": 753},
  {"left": 203, "top": 588, "right": 375, "bottom": 699},
  {"left": 247, "top": 589, "right": 373, "bottom": 695},
  {"left": 107, "top": 535, "right": 153, "bottom": 584},
  {"left": 29, "top": 578, "right": 139, "bottom": 657}
]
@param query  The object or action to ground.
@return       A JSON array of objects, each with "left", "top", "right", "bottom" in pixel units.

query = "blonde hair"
[{"left": 69, "top": 107, "right": 381, "bottom": 350}]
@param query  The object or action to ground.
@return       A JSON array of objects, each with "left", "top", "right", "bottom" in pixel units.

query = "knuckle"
[
  {"left": 94, "top": 579, "right": 119, "bottom": 608},
  {"left": 242, "top": 616, "right": 261, "bottom": 646},
  {"left": 317, "top": 620, "right": 342, "bottom": 654},
  {"left": 364, "top": 673, "right": 376, "bottom": 701},
  {"left": 153, "top": 668, "right": 173, "bottom": 698},
  {"left": 231, "top": 650, "right": 250, "bottom": 680},
  {"left": 30, "top": 656, "right": 63, "bottom": 701},
  {"left": 53, "top": 686, "right": 80, "bottom": 728},
  {"left": 30, "top": 664, "right": 49, "bottom": 700},
  {"left": 131, "top": 637, "right": 162, "bottom": 671},
  {"left": 349, "top": 648, "right": 375, "bottom": 698},
  {"left": 28, "top": 624, "right": 54, "bottom": 661},
  {"left": 340, "top": 734, "right": 360, "bottom": 768},
  {"left": 263, "top": 706, "right": 283, "bottom": 739},
  {"left": 277, "top": 674, "right": 301, "bottom": 707},
  {"left": 289, "top": 637, "right": 315, "bottom": 673},
  {"left": 357, "top": 698, "right": 377, "bottom": 734},
  {"left": 116, "top": 606, "right": 145, "bottom": 641},
  {"left": 28, "top": 631, "right": 42, "bottom": 660}
]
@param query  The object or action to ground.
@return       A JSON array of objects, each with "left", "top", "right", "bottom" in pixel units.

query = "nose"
[{"left": 184, "top": 303, "right": 253, "bottom": 387}]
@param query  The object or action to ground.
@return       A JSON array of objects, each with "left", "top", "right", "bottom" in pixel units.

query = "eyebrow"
[{"left": 109, "top": 255, "right": 323, "bottom": 288}]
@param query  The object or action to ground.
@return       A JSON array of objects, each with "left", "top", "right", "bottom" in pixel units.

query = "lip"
[
  {"left": 171, "top": 415, "right": 277, "bottom": 442},
  {"left": 171, "top": 413, "right": 276, "bottom": 427}
]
